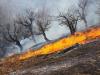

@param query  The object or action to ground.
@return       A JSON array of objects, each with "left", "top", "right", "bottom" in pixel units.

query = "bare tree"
[
  {"left": 58, "top": 8, "right": 79, "bottom": 35},
  {"left": 78, "top": 0, "right": 91, "bottom": 27},
  {"left": 16, "top": 9, "right": 36, "bottom": 42},
  {"left": 1, "top": 22, "right": 23, "bottom": 51},
  {"left": 35, "top": 8, "right": 51, "bottom": 41}
]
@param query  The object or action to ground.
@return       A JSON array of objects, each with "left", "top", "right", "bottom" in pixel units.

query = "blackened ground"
[{"left": 0, "top": 40, "right": 100, "bottom": 75}]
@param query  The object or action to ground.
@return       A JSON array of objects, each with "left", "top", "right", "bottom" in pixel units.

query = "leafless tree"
[
  {"left": 1, "top": 22, "right": 24, "bottom": 51},
  {"left": 16, "top": 9, "right": 36, "bottom": 42},
  {"left": 35, "top": 8, "right": 51, "bottom": 41},
  {"left": 78, "top": 0, "right": 91, "bottom": 27},
  {"left": 58, "top": 8, "right": 79, "bottom": 35}
]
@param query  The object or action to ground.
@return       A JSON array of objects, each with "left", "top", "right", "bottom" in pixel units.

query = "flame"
[{"left": 19, "top": 26, "right": 100, "bottom": 60}]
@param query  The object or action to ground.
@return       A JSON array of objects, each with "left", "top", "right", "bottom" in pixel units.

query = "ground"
[{"left": 0, "top": 40, "right": 100, "bottom": 75}]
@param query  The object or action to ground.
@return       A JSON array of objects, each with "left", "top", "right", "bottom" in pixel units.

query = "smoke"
[
  {"left": 4, "top": 45, "right": 20, "bottom": 57},
  {"left": 0, "top": 0, "right": 99, "bottom": 57},
  {"left": 0, "top": 0, "right": 98, "bottom": 24}
]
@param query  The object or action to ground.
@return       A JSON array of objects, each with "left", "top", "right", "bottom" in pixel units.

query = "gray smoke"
[{"left": 0, "top": 0, "right": 99, "bottom": 57}]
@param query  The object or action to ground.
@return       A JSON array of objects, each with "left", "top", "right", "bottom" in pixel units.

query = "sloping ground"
[{"left": 0, "top": 39, "right": 100, "bottom": 75}]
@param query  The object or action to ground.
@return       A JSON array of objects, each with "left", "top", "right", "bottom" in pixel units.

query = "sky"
[
  {"left": 0, "top": 0, "right": 98, "bottom": 21},
  {"left": 0, "top": 0, "right": 78, "bottom": 16},
  {"left": 0, "top": 0, "right": 97, "bottom": 19}
]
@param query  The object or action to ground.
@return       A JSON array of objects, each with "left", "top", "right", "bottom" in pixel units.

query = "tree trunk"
[
  {"left": 68, "top": 25, "right": 76, "bottom": 35},
  {"left": 83, "top": 19, "right": 88, "bottom": 28},
  {"left": 29, "top": 26, "right": 36, "bottom": 42},
  {"left": 42, "top": 31, "right": 49, "bottom": 41},
  {"left": 39, "top": 24, "right": 50, "bottom": 41},
  {"left": 70, "top": 28, "right": 76, "bottom": 35},
  {"left": 82, "top": 14, "right": 88, "bottom": 28},
  {"left": 32, "top": 35, "right": 36, "bottom": 43},
  {"left": 15, "top": 40, "right": 23, "bottom": 51}
]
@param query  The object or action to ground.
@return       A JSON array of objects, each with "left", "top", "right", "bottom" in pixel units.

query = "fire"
[{"left": 19, "top": 26, "right": 100, "bottom": 60}]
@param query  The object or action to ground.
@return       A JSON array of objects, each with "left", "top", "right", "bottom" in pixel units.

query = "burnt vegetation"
[
  {"left": 0, "top": 39, "right": 100, "bottom": 75},
  {"left": 0, "top": 0, "right": 100, "bottom": 75}
]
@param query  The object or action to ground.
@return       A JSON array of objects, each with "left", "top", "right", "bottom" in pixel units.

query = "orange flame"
[{"left": 19, "top": 26, "right": 100, "bottom": 60}]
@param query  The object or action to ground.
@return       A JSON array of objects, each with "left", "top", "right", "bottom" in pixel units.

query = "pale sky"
[
  {"left": 0, "top": 0, "right": 79, "bottom": 15},
  {"left": 0, "top": 0, "right": 97, "bottom": 19},
  {"left": 0, "top": 0, "right": 96, "bottom": 16}
]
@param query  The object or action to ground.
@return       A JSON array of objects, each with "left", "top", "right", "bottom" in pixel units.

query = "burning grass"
[
  {"left": 19, "top": 25, "right": 100, "bottom": 60},
  {"left": 0, "top": 38, "right": 100, "bottom": 75}
]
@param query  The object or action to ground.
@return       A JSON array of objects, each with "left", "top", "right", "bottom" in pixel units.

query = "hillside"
[
  {"left": 0, "top": 25, "right": 100, "bottom": 75},
  {"left": 0, "top": 39, "right": 100, "bottom": 75}
]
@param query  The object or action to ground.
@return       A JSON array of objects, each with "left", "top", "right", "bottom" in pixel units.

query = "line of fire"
[{"left": 17, "top": 26, "right": 100, "bottom": 61}]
